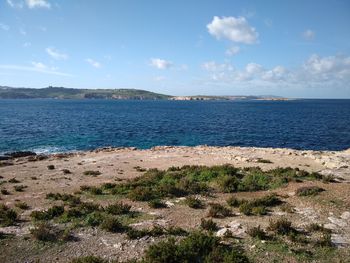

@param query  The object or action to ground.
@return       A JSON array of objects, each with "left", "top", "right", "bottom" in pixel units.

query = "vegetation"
[
  {"left": 15, "top": 201, "right": 29, "bottom": 210},
  {"left": 107, "top": 165, "right": 329, "bottom": 203},
  {"left": 8, "top": 178, "right": 20, "bottom": 183},
  {"left": 30, "top": 222, "right": 73, "bottom": 242},
  {"left": 83, "top": 170, "right": 101, "bottom": 176},
  {"left": 207, "top": 203, "right": 231, "bottom": 218},
  {"left": 0, "top": 86, "right": 171, "bottom": 100},
  {"left": 144, "top": 231, "right": 249, "bottom": 263},
  {"left": 185, "top": 196, "right": 205, "bottom": 209},
  {"left": 30, "top": 205, "right": 65, "bottom": 221},
  {"left": 105, "top": 202, "right": 131, "bottom": 215},
  {"left": 148, "top": 199, "right": 167, "bottom": 209},
  {"left": 267, "top": 218, "right": 296, "bottom": 235},
  {"left": 46, "top": 192, "right": 81, "bottom": 206},
  {"left": 247, "top": 225, "right": 267, "bottom": 240},
  {"left": 47, "top": 164, "right": 55, "bottom": 170},
  {"left": 296, "top": 186, "right": 325, "bottom": 196},
  {"left": 200, "top": 218, "right": 218, "bottom": 231},
  {"left": 100, "top": 216, "right": 126, "bottom": 233},
  {"left": 126, "top": 225, "right": 188, "bottom": 239},
  {"left": 13, "top": 185, "right": 27, "bottom": 192},
  {"left": 1, "top": 189, "right": 10, "bottom": 195},
  {"left": 0, "top": 204, "right": 18, "bottom": 226}
]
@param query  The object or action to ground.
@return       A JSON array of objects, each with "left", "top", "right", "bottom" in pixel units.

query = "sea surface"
[{"left": 0, "top": 99, "right": 350, "bottom": 154}]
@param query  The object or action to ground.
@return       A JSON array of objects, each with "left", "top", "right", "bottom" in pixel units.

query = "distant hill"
[
  {"left": 0, "top": 86, "right": 171, "bottom": 100},
  {"left": 0, "top": 86, "right": 288, "bottom": 101}
]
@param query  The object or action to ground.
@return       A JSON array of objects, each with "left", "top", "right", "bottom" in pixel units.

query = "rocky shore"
[{"left": 0, "top": 146, "right": 349, "bottom": 262}]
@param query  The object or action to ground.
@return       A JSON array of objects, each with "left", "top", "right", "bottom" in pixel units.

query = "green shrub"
[
  {"left": 306, "top": 223, "right": 331, "bottom": 234},
  {"left": 101, "top": 182, "right": 116, "bottom": 190},
  {"left": 105, "top": 202, "right": 131, "bottom": 215},
  {"left": 83, "top": 170, "right": 101, "bottom": 176},
  {"left": 257, "top": 159, "right": 273, "bottom": 164},
  {"left": 1, "top": 189, "right": 10, "bottom": 195},
  {"left": 30, "top": 222, "right": 59, "bottom": 242},
  {"left": 144, "top": 231, "right": 249, "bottom": 263},
  {"left": 85, "top": 212, "right": 105, "bottom": 227},
  {"left": 238, "top": 172, "right": 270, "bottom": 191},
  {"left": 71, "top": 256, "right": 108, "bottom": 263},
  {"left": 0, "top": 204, "right": 17, "bottom": 226},
  {"left": 200, "top": 218, "right": 218, "bottom": 231},
  {"left": 280, "top": 203, "right": 294, "bottom": 213},
  {"left": 13, "top": 185, "right": 27, "bottom": 192},
  {"left": 148, "top": 199, "right": 167, "bottom": 209},
  {"left": 15, "top": 201, "right": 29, "bottom": 210},
  {"left": 247, "top": 225, "right": 267, "bottom": 239},
  {"left": 316, "top": 233, "right": 333, "bottom": 247},
  {"left": 30, "top": 205, "right": 64, "bottom": 221},
  {"left": 100, "top": 217, "right": 125, "bottom": 233},
  {"left": 8, "top": 178, "right": 20, "bottom": 183},
  {"left": 226, "top": 196, "right": 244, "bottom": 207},
  {"left": 207, "top": 203, "right": 231, "bottom": 218},
  {"left": 47, "top": 165, "right": 55, "bottom": 170},
  {"left": 251, "top": 206, "right": 267, "bottom": 216},
  {"left": 185, "top": 196, "right": 204, "bottom": 209},
  {"left": 46, "top": 193, "right": 81, "bottom": 206},
  {"left": 296, "top": 186, "right": 324, "bottom": 196},
  {"left": 217, "top": 175, "right": 240, "bottom": 193},
  {"left": 267, "top": 218, "right": 296, "bottom": 235},
  {"left": 128, "top": 186, "right": 158, "bottom": 201},
  {"left": 239, "top": 202, "right": 252, "bottom": 216}
]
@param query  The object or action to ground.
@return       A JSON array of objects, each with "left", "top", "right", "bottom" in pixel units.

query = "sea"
[{"left": 0, "top": 99, "right": 349, "bottom": 154}]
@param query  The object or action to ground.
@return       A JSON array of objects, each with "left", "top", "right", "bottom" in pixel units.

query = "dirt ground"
[{"left": 0, "top": 146, "right": 349, "bottom": 262}]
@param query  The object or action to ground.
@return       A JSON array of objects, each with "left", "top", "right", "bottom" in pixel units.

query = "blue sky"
[{"left": 0, "top": 0, "right": 350, "bottom": 98}]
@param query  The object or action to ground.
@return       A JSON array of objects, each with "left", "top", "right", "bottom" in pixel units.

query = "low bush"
[
  {"left": 207, "top": 203, "right": 231, "bottom": 218},
  {"left": 83, "top": 170, "right": 101, "bottom": 176},
  {"left": 15, "top": 201, "right": 29, "bottom": 210},
  {"left": 257, "top": 159, "right": 273, "bottom": 164},
  {"left": 306, "top": 223, "right": 331, "bottom": 234},
  {"left": 226, "top": 196, "right": 244, "bottom": 207},
  {"left": 47, "top": 165, "right": 55, "bottom": 170},
  {"left": 148, "top": 199, "right": 167, "bottom": 209},
  {"left": 30, "top": 205, "right": 64, "bottom": 221},
  {"left": 200, "top": 218, "right": 218, "bottom": 231},
  {"left": 0, "top": 204, "right": 18, "bottom": 226},
  {"left": 100, "top": 216, "right": 126, "bottom": 233},
  {"left": 30, "top": 222, "right": 59, "bottom": 242},
  {"left": 247, "top": 225, "right": 267, "bottom": 240},
  {"left": 144, "top": 231, "right": 249, "bottom": 263},
  {"left": 316, "top": 233, "right": 333, "bottom": 247},
  {"left": 296, "top": 186, "right": 325, "bottom": 196},
  {"left": 101, "top": 182, "right": 116, "bottom": 190},
  {"left": 1, "top": 189, "right": 10, "bottom": 195},
  {"left": 71, "top": 256, "right": 108, "bottom": 263},
  {"left": 267, "top": 218, "right": 296, "bottom": 235},
  {"left": 13, "top": 185, "right": 27, "bottom": 192},
  {"left": 8, "top": 178, "right": 20, "bottom": 183},
  {"left": 105, "top": 202, "right": 131, "bottom": 215},
  {"left": 46, "top": 193, "right": 81, "bottom": 206},
  {"left": 185, "top": 196, "right": 205, "bottom": 209},
  {"left": 62, "top": 169, "right": 71, "bottom": 174}
]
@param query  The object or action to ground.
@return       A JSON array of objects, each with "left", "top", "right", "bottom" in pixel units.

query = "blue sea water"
[{"left": 0, "top": 99, "right": 349, "bottom": 154}]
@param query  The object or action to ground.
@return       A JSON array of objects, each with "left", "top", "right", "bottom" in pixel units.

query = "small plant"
[
  {"left": 267, "top": 218, "right": 296, "bottom": 235},
  {"left": 8, "top": 178, "right": 20, "bottom": 183},
  {"left": 185, "top": 196, "right": 204, "bottom": 209},
  {"left": 296, "top": 186, "right": 324, "bottom": 196},
  {"left": 251, "top": 206, "right": 267, "bottom": 216},
  {"left": 89, "top": 187, "right": 103, "bottom": 195},
  {"left": 105, "top": 202, "right": 131, "bottom": 215},
  {"left": 148, "top": 199, "right": 167, "bottom": 209},
  {"left": 0, "top": 204, "right": 18, "bottom": 226},
  {"left": 62, "top": 169, "right": 71, "bottom": 174},
  {"left": 207, "top": 203, "right": 231, "bottom": 218},
  {"left": 30, "top": 205, "right": 64, "bottom": 221},
  {"left": 200, "top": 218, "right": 218, "bottom": 231},
  {"left": 247, "top": 225, "right": 267, "bottom": 239},
  {"left": 1, "top": 189, "right": 10, "bottom": 195},
  {"left": 31, "top": 176, "right": 38, "bottom": 180},
  {"left": 306, "top": 223, "right": 331, "bottom": 234},
  {"left": 316, "top": 232, "right": 333, "bottom": 247},
  {"left": 280, "top": 203, "right": 294, "bottom": 213},
  {"left": 257, "top": 159, "right": 273, "bottom": 164},
  {"left": 85, "top": 212, "right": 105, "bottom": 227},
  {"left": 14, "top": 185, "right": 27, "bottom": 192},
  {"left": 15, "top": 201, "right": 29, "bottom": 210},
  {"left": 226, "top": 196, "right": 244, "bottom": 207},
  {"left": 100, "top": 216, "right": 125, "bottom": 233},
  {"left": 101, "top": 182, "right": 116, "bottom": 190},
  {"left": 47, "top": 165, "right": 55, "bottom": 170},
  {"left": 71, "top": 256, "right": 108, "bottom": 263},
  {"left": 30, "top": 222, "right": 59, "bottom": 242},
  {"left": 134, "top": 166, "right": 147, "bottom": 172},
  {"left": 83, "top": 170, "right": 101, "bottom": 176}
]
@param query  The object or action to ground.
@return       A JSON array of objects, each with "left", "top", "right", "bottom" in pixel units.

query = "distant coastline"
[{"left": 0, "top": 86, "right": 290, "bottom": 101}]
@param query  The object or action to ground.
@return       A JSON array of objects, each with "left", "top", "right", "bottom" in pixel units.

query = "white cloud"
[
  {"left": 0, "top": 23, "right": 10, "bottom": 31},
  {"left": 46, "top": 47, "right": 69, "bottom": 60},
  {"left": 150, "top": 58, "right": 173, "bottom": 69},
  {"left": 25, "top": 0, "right": 50, "bottom": 9},
  {"left": 6, "top": 0, "right": 23, "bottom": 8},
  {"left": 200, "top": 54, "right": 350, "bottom": 89},
  {"left": 303, "top": 29, "right": 315, "bottom": 41},
  {"left": 7, "top": 0, "right": 51, "bottom": 9},
  {"left": 23, "top": 42, "right": 31, "bottom": 47},
  {"left": 225, "top": 46, "right": 240, "bottom": 56},
  {"left": 207, "top": 16, "right": 258, "bottom": 44},
  {"left": 19, "top": 28, "right": 26, "bottom": 36},
  {"left": 154, "top": 76, "right": 166, "bottom": 81},
  {"left": 0, "top": 63, "right": 72, "bottom": 77},
  {"left": 86, "top": 58, "right": 102, "bottom": 68}
]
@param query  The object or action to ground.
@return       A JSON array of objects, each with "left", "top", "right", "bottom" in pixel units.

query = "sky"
[{"left": 0, "top": 0, "right": 350, "bottom": 98}]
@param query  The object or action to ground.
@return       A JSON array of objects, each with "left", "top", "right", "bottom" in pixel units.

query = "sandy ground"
[{"left": 0, "top": 146, "right": 349, "bottom": 262}]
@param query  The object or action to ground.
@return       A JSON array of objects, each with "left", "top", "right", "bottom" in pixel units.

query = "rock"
[
  {"left": 165, "top": 201, "right": 175, "bottom": 208},
  {"left": 328, "top": 216, "right": 347, "bottom": 228},
  {"left": 341, "top": 212, "right": 350, "bottom": 221},
  {"left": 216, "top": 221, "right": 246, "bottom": 237},
  {"left": 4, "top": 151, "right": 36, "bottom": 158},
  {"left": 331, "top": 234, "right": 349, "bottom": 247}
]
